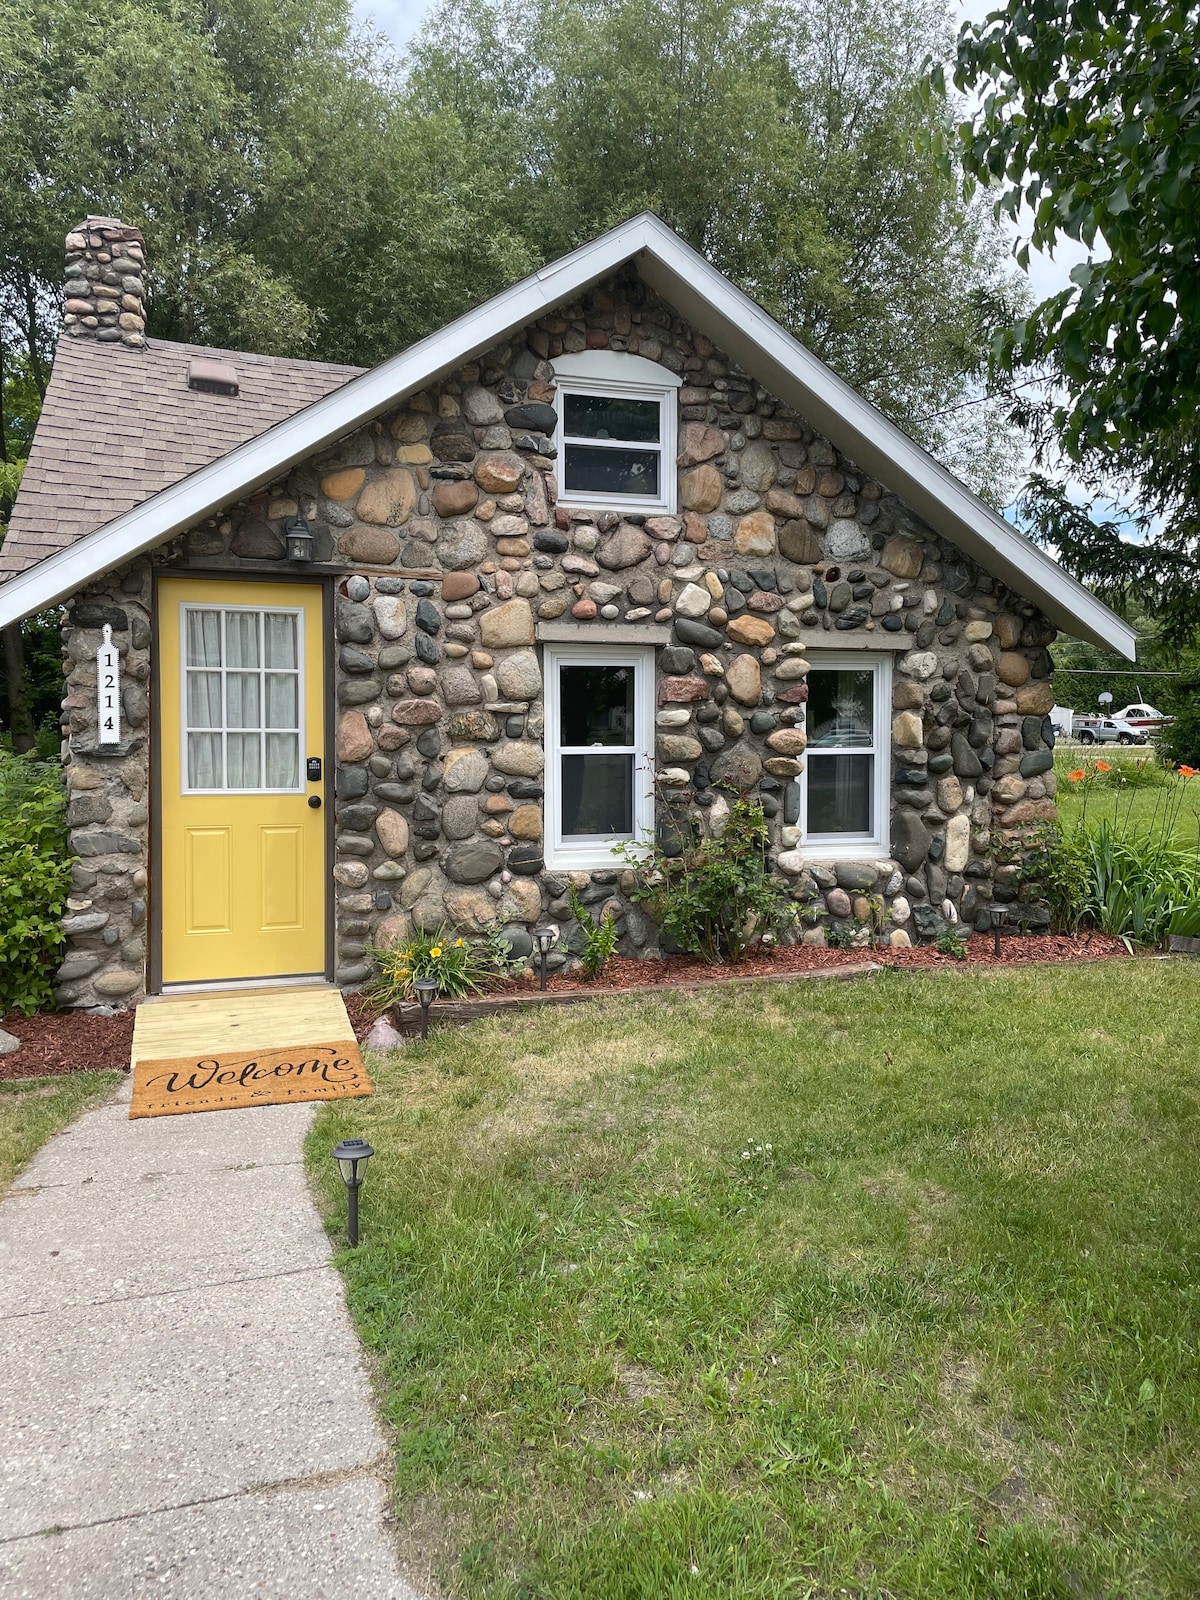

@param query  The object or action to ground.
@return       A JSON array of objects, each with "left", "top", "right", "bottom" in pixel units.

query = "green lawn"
[
  {"left": 0, "top": 1071, "right": 120, "bottom": 1193},
  {"left": 1054, "top": 750, "right": 1200, "bottom": 844},
  {"left": 310, "top": 963, "right": 1200, "bottom": 1600}
]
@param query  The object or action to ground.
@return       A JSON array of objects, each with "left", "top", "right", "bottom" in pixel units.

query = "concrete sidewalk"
[{"left": 0, "top": 1079, "right": 422, "bottom": 1599}]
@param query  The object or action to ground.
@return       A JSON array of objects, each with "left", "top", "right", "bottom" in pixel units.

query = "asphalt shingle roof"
[{"left": 0, "top": 335, "right": 364, "bottom": 583}]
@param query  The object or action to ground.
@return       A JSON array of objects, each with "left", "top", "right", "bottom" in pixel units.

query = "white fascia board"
[
  {"left": 0, "top": 208, "right": 1136, "bottom": 661},
  {"left": 633, "top": 217, "right": 1135, "bottom": 659},
  {"left": 0, "top": 217, "right": 658, "bottom": 629}
]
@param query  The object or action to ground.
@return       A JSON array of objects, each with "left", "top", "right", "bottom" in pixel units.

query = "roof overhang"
[{"left": 0, "top": 212, "right": 1135, "bottom": 658}]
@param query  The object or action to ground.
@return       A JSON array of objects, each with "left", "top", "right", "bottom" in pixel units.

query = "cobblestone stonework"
[
  {"left": 55, "top": 268, "right": 1057, "bottom": 1006},
  {"left": 61, "top": 218, "right": 147, "bottom": 348}
]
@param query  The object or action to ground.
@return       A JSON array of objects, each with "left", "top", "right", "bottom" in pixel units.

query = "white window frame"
[
  {"left": 179, "top": 601, "right": 306, "bottom": 796},
  {"left": 799, "top": 652, "right": 892, "bottom": 859},
  {"left": 544, "top": 641, "right": 655, "bottom": 870},
  {"left": 552, "top": 351, "right": 681, "bottom": 516}
]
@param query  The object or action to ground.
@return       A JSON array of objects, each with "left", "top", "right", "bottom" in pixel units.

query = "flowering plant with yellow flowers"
[{"left": 367, "top": 923, "right": 525, "bottom": 1006}]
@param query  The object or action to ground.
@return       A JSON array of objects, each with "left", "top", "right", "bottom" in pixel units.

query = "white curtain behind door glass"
[
  {"left": 186, "top": 610, "right": 221, "bottom": 668},
  {"left": 265, "top": 732, "right": 298, "bottom": 787},
  {"left": 182, "top": 606, "right": 301, "bottom": 792},
  {"left": 187, "top": 732, "right": 221, "bottom": 789},
  {"left": 264, "top": 613, "right": 297, "bottom": 670}
]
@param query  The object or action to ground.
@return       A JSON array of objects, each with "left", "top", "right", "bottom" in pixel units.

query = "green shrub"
[
  {"left": 936, "top": 927, "right": 969, "bottom": 959},
  {"left": 1159, "top": 704, "right": 1200, "bottom": 772},
  {"left": 1041, "top": 812, "right": 1200, "bottom": 949},
  {"left": 0, "top": 754, "right": 73, "bottom": 1014},
  {"left": 567, "top": 883, "right": 619, "bottom": 977},
  {"left": 615, "top": 797, "right": 797, "bottom": 963},
  {"left": 367, "top": 924, "right": 523, "bottom": 1008}
]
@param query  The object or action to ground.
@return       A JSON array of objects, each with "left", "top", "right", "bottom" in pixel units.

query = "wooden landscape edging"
[{"left": 391, "top": 961, "right": 883, "bottom": 1035}]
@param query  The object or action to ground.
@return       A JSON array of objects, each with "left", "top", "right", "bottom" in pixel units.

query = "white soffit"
[{"left": 0, "top": 213, "right": 1135, "bottom": 659}]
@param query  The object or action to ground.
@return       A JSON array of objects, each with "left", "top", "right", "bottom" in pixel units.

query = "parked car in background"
[
  {"left": 1113, "top": 702, "right": 1171, "bottom": 738},
  {"left": 1072, "top": 714, "right": 1146, "bottom": 745}
]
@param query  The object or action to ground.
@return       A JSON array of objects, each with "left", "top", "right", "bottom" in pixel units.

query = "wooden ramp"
[{"left": 129, "top": 986, "right": 372, "bottom": 1119}]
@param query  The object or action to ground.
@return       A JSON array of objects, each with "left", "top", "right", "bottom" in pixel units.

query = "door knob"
[{"left": 308, "top": 795, "right": 322, "bottom": 809}]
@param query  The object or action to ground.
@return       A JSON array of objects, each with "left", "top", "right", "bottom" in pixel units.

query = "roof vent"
[{"left": 187, "top": 357, "right": 239, "bottom": 396}]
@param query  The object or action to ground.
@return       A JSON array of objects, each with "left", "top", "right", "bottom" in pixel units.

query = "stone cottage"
[{"left": 0, "top": 214, "right": 1134, "bottom": 1007}]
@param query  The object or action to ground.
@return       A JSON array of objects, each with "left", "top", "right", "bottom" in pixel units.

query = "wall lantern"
[
  {"left": 414, "top": 977, "right": 437, "bottom": 1039},
  {"left": 533, "top": 926, "right": 556, "bottom": 991},
  {"left": 285, "top": 517, "right": 314, "bottom": 562},
  {"left": 989, "top": 904, "right": 1008, "bottom": 959},
  {"left": 331, "top": 1137, "right": 374, "bottom": 1246}
]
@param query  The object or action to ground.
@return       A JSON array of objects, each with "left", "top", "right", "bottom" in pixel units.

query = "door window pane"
[
  {"left": 187, "top": 732, "right": 222, "bottom": 790},
  {"left": 560, "top": 665, "right": 634, "bottom": 746},
  {"left": 564, "top": 393, "right": 661, "bottom": 442},
  {"left": 186, "top": 610, "right": 221, "bottom": 668},
  {"left": 264, "top": 612, "right": 297, "bottom": 669},
  {"left": 561, "top": 754, "right": 634, "bottom": 836},
  {"left": 265, "top": 673, "right": 297, "bottom": 729},
  {"left": 807, "top": 753, "right": 873, "bottom": 835},
  {"left": 807, "top": 669, "right": 874, "bottom": 748},
  {"left": 563, "top": 444, "right": 660, "bottom": 499},
  {"left": 226, "top": 672, "right": 260, "bottom": 729},
  {"left": 186, "top": 672, "right": 222, "bottom": 728},
  {"left": 226, "top": 732, "right": 261, "bottom": 788},
  {"left": 224, "top": 611, "right": 259, "bottom": 668},
  {"left": 265, "top": 732, "right": 299, "bottom": 788}
]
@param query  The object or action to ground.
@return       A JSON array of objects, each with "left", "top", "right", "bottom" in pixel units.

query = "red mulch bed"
[
  {"left": 535, "top": 930, "right": 1130, "bottom": 992},
  {"left": 0, "top": 933, "right": 1133, "bottom": 1080},
  {"left": 0, "top": 1008, "right": 134, "bottom": 1082}
]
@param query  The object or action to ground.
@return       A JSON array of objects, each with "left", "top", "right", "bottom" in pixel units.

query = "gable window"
[
  {"left": 544, "top": 643, "right": 654, "bottom": 869},
  {"left": 800, "top": 653, "right": 892, "bottom": 856},
  {"left": 553, "top": 352, "right": 681, "bottom": 515}
]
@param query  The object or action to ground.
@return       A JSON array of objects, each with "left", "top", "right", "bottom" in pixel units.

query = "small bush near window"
[
  {"left": 616, "top": 797, "right": 797, "bottom": 963},
  {"left": 567, "top": 883, "right": 619, "bottom": 977},
  {"left": 367, "top": 924, "right": 524, "bottom": 1007},
  {"left": 0, "top": 754, "right": 73, "bottom": 1015}
]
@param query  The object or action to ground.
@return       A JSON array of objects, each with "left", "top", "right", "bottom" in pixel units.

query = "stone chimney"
[{"left": 62, "top": 217, "right": 146, "bottom": 347}]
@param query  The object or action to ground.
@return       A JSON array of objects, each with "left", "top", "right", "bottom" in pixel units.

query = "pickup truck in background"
[{"left": 1071, "top": 715, "right": 1147, "bottom": 745}]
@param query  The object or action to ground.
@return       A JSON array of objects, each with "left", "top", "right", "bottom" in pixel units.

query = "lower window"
[
  {"left": 800, "top": 653, "right": 892, "bottom": 855},
  {"left": 544, "top": 644, "right": 654, "bottom": 869}
]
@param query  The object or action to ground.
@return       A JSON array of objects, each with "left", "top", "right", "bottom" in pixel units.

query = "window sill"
[
  {"left": 798, "top": 839, "right": 890, "bottom": 861},
  {"left": 546, "top": 843, "right": 634, "bottom": 872},
  {"left": 556, "top": 492, "right": 676, "bottom": 517}
]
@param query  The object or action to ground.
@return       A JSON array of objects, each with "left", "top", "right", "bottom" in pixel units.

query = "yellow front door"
[{"left": 158, "top": 578, "right": 326, "bottom": 985}]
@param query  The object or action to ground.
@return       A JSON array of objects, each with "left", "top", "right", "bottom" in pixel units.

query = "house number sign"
[{"left": 97, "top": 623, "right": 121, "bottom": 745}]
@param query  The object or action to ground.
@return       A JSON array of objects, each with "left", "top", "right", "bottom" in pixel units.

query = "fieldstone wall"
[
  {"left": 55, "top": 558, "right": 153, "bottom": 1007},
  {"left": 53, "top": 268, "right": 1059, "bottom": 1007}
]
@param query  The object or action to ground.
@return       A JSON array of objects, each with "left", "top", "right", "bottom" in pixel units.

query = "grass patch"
[
  {"left": 0, "top": 1071, "right": 120, "bottom": 1193},
  {"left": 310, "top": 964, "right": 1200, "bottom": 1599},
  {"left": 1054, "top": 750, "right": 1200, "bottom": 844}
]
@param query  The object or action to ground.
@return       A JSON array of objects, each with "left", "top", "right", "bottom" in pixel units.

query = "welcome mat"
[{"left": 129, "top": 987, "right": 372, "bottom": 1118}]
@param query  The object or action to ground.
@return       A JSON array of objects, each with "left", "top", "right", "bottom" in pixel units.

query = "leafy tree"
[
  {"left": 944, "top": 0, "right": 1200, "bottom": 642},
  {"left": 406, "top": 0, "right": 1027, "bottom": 499}
]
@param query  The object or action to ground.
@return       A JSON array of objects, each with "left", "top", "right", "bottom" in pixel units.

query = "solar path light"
[
  {"left": 414, "top": 976, "right": 437, "bottom": 1040},
  {"left": 331, "top": 1138, "right": 374, "bottom": 1246},
  {"left": 533, "top": 926, "right": 556, "bottom": 991},
  {"left": 990, "top": 905, "right": 1008, "bottom": 959}
]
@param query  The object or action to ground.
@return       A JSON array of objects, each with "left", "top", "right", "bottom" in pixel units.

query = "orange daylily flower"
[
  {"left": 1094, "top": 760, "right": 1113, "bottom": 772},
  {"left": 1180, "top": 765, "right": 1198, "bottom": 778},
  {"left": 1067, "top": 768, "right": 1087, "bottom": 781}
]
